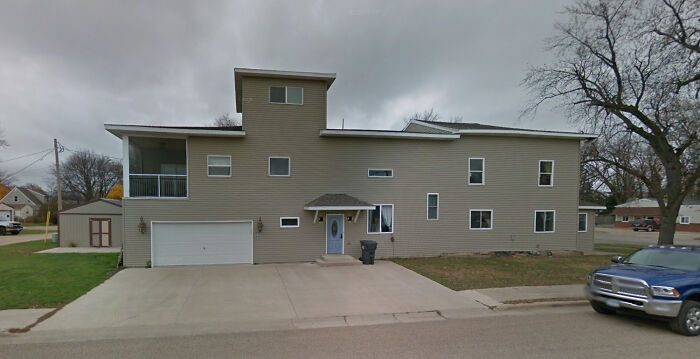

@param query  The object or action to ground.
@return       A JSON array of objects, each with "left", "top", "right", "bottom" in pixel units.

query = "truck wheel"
[
  {"left": 590, "top": 301, "right": 615, "bottom": 315},
  {"left": 0, "top": 227, "right": 5, "bottom": 235},
  {"left": 633, "top": 228, "right": 638, "bottom": 232},
  {"left": 669, "top": 300, "right": 700, "bottom": 336},
  {"left": 646, "top": 226, "right": 653, "bottom": 232}
]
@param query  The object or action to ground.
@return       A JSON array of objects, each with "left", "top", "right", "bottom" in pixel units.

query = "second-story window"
[
  {"left": 539, "top": 160, "right": 554, "bottom": 186},
  {"left": 468, "top": 158, "right": 484, "bottom": 185},
  {"left": 269, "top": 157, "right": 291, "bottom": 176},
  {"left": 270, "top": 87, "right": 303, "bottom": 105},
  {"left": 207, "top": 155, "right": 231, "bottom": 177}
]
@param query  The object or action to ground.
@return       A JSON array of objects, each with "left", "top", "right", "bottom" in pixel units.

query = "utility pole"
[{"left": 54, "top": 139, "right": 63, "bottom": 211}]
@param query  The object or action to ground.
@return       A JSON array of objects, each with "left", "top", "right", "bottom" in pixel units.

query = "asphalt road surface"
[{"left": 2, "top": 306, "right": 698, "bottom": 358}]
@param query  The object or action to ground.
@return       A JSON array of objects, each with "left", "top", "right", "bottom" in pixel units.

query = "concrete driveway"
[{"left": 34, "top": 261, "right": 482, "bottom": 333}]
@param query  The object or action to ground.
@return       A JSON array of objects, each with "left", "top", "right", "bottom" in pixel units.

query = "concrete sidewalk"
[{"left": 461, "top": 284, "right": 586, "bottom": 308}]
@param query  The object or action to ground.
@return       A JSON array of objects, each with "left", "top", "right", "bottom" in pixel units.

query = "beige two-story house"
[{"left": 105, "top": 68, "right": 598, "bottom": 267}]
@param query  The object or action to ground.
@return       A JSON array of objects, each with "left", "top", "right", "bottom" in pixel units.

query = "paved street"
[
  {"left": 595, "top": 227, "right": 699, "bottom": 246},
  {"left": 2, "top": 306, "right": 698, "bottom": 358}
]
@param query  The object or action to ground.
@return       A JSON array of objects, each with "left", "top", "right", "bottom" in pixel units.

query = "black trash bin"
[{"left": 360, "top": 240, "right": 377, "bottom": 265}]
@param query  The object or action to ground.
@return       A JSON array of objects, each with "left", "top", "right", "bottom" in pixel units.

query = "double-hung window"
[
  {"left": 535, "top": 210, "right": 555, "bottom": 233},
  {"left": 469, "top": 210, "right": 493, "bottom": 229},
  {"left": 270, "top": 86, "right": 303, "bottom": 105},
  {"left": 538, "top": 160, "right": 554, "bottom": 186},
  {"left": 427, "top": 193, "right": 439, "bottom": 220},
  {"left": 578, "top": 213, "right": 587, "bottom": 232},
  {"left": 207, "top": 155, "right": 231, "bottom": 177},
  {"left": 368, "top": 204, "right": 393, "bottom": 234},
  {"left": 269, "top": 157, "right": 290, "bottom": 176},
  {"left": 468, "top": 158, "right": 484, "bottom": 185}
]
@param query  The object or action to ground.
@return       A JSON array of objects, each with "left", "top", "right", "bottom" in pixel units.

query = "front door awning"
[{"left": 304, "top": 194, "right": 375, "bottom": 223}]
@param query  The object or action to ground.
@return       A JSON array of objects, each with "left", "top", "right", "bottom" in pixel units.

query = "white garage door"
[{"left": 152, "top": 221, "right": 253, "bottom": 266}]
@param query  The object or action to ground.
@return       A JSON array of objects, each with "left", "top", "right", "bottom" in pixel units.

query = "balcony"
[{"left": 128, "top": 137, "right": 187, "bottom": 198}]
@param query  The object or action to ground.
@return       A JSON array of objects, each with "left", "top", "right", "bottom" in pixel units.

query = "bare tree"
[
  {"left": 406, "top": 108, "right": 440, "bottom": 123},
  {"left": 213, "top": 113, "right": 241, "bottom": 127},
  {"left": 0, "top": 126, "right": 7, "bottom": 149},
  {"left": 59, "top": 150, "right": 122, "bottom": 203},
  {"left": 524, "top": 0, "right": 699, "bottom": 245}
]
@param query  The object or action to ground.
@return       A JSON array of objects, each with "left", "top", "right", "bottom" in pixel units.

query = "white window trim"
[
  {"left": 279, "top": 217, "right": 300, "bottom": 228},
  {"left": 14, "top": 196, "right": 18, "bottom": 202},
  {"left": 534, "top": 210, "right": 556, "bottom": 233},
  {"left": 468, "top": 157, "right": 485, "bottom": 185},
  {"left": 269, "top": 86, "right": 303, "bottom": 105},
  {"left": 621, "top": 216, "right": 630, "bottom": 222},
  {"left": 268, "top": 156, "right": 291, "bottom": 177},
  {"left": 469, "top": 209, "right": 493, "bottom": 230},
  {"left": 207, "top": 155, "right": 232, "bottom": 177},
  {"left": 679, "top": 216, "right": 690, "bottom": 224},
  {"left": 427, "top": 193, "right": 439, "bottom": 220},
  {"left": 368, "top": 168, "right": 394, "bottom": 178},
  {"left": 538, "top": 160, "right": 554, "bottom": 187},
  {"left": 578, "top": 212, "right": 588, "bottom": 232},
  {"left": 367, "top": 204, "right": 394, "bottom": 234}
]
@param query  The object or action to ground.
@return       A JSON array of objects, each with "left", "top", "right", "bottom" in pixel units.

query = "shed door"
[
  {"left": 151, "top": 221, "right": 253, "bottom": 266},
  {"left": 90, "top": 218, "right": 111, "bottom": 247}
]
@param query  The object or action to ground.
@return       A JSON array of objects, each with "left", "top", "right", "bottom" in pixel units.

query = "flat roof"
[
  {"left": 105, "top": 124, "right": 246, "bottom": 139},
  {"left": 234, "top": 68, "right": 336, "bottom": 113}
]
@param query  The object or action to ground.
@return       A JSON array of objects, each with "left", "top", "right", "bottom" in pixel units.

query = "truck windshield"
[{"left": 624, "top": 248, "right": 700, "bottom": 271}]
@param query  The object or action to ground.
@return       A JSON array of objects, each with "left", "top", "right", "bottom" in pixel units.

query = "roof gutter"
[{"left": 578, "top": 205, "right": 607, "bottom": 210}]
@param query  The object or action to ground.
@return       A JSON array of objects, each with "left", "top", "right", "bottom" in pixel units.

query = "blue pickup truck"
[{"left": 585, "top": 245, "right": 700, "bottom": 336}]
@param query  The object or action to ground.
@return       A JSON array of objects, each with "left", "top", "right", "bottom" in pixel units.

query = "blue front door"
[{"left": 326, "top": 214, "right": 344, "bottom": 254}]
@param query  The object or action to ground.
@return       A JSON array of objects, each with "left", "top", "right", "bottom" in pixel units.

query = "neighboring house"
[
  {"left": 0, "top": 203, "right": 14, "bottom": 221},
  {"left": 105, "top": 68, "right": 598, "bottom": 267},
  {"left": 613, "top": 198, "right": 700, "bottom": 232},
  {"left": 57, "top": 199, "right": 122, "bottom": 247},
  {"left": 0, "top": 186, "right": 49, "bottom": 219}
]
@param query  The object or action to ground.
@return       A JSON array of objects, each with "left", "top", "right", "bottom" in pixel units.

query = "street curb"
[{"left": 497, "top": 299, "right": 588, "bottom": 311}]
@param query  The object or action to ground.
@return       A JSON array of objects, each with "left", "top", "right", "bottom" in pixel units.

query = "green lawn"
[
  {"left": 20, "top": 223, "right": 53, "bottom": 227},
  {"left": 18, "top": 229, "right": 58, "bottom": 235},
  {"left": 0, "top": 240, "right": 120, "bottom": 309},
  {"left": 391, "top": 254, "right": 614, "bottom": 291}
]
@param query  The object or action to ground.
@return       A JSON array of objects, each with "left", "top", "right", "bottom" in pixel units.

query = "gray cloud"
[{"left": 0, "top": 0, "right": 575, "bottom": 186}]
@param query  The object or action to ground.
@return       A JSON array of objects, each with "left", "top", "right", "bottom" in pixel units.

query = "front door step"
[{"left": 315, "top": 254, "right": 362, "bottom": 267}]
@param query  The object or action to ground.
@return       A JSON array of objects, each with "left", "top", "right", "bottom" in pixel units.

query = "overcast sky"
[{"left": 0, "top": 0, "right": 577, "bottom": 186}]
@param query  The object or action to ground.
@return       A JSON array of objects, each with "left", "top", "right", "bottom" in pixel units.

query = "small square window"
[
  {"left": 368, "top": 169, "right": 393, "bottom": 178},
  {"left": 270, "top": 87, "right": 286, "bottom": 103},
  {"left": 286, "top": 87, "right": 303, "bottom": 104},
  {"left": 680, "top": 216, "right": 690, "bottom": 224},
  {"left": 468, "top": 158, "right": 484, "bottom": 185},
  {"left": 269, "top": 157, "right": 290, "bottom": 176},
  {"left": 207, "top": 155, "right": 231, "bottom": 177},
  {"left": 280, "top": 217, "right": 299, "bottom": 228},
  {"left": 469, "top": 210, "right": 492, "bottom": 229},
  {"left": 539, "top": 160, "right": 554, "bottom": 186},
  {"left": 621, "top": 216, "right": 630, "bottom": 222},
  {"left": 535, "top": 210, "right": 555, "bottom": 233},
  {"left": 578, "top": 213, "right": 587, "bottom": 232}
]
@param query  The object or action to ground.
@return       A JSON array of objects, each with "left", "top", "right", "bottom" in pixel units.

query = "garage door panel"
[{"left": 152, "top": 221, "right": 253, "bottom": 266}]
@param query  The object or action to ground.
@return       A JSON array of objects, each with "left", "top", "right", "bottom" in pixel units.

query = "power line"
[
  {"left": 0, "top": 148, "right": 53, "bottom": 163},
  {"left": 59, "top": 142, "right": 122, "bottom": 161},
  {"left": 3, "top": 150, "right": 53, "bottom": 182}
]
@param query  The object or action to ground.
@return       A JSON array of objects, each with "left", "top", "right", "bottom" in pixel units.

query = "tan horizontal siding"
[{"left": 122, "top": 76, "right": 583, "bottom": 266}]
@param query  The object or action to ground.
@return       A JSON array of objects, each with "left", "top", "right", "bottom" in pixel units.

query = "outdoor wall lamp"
[
  {"left": 257, "top": 216, "right": 264, "bottom": 233},
  {"left": 138, "top": 217, "right": 147, "bottom": 234}
]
